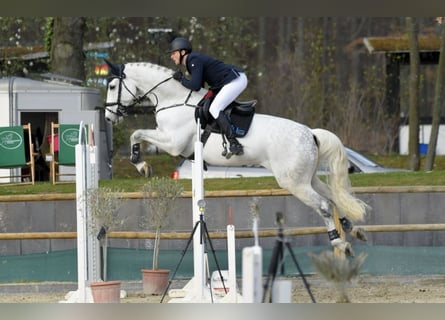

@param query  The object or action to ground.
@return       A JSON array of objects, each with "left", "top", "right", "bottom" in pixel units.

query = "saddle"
[{"left": 195, "top": 91, "right": 256, "bottom": 143}]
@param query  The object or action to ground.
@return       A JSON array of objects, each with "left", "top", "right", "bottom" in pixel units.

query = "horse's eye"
[{"left": 110, "top": 84, "right": 116, "bottom": 90}]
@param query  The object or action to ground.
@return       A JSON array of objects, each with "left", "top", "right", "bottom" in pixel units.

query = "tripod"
[
  {"left": 161, "top": 200, "right": 227, "bottom": 303},
  {"left": 262, "top": 212, "right": 316, "bottom": 303}
]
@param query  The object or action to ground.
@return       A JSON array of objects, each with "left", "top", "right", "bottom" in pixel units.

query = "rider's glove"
[{"left": 172, "top": 69, "right": 183, "bottom": 81}]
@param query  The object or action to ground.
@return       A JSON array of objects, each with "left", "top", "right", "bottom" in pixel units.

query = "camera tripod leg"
[
  {"left": 262, "top": 239, "right": 284, "bottom": 302},
  {"left": 262, "top": 237, "right": 316, "bottom": 303},
  {"left": 203, "top": 221, "right": 228, "bottom": 295},
  {"left": 285, "top": 242, "right": 316, "bottom": 303},
  {"left": 160, "top": 214, "right": 228, "bottom": 303},
  {"left": 160, "top": 220, "right": 200, "bottom": 303}
]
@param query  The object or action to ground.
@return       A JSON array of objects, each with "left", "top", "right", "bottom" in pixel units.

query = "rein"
[{"left": 154, "top": 90, "right": 197, "bottom": 115}]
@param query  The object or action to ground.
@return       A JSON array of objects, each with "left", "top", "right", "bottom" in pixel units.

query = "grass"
[{"left": 1, "top": 153, "right": 445, "bottom": 196}]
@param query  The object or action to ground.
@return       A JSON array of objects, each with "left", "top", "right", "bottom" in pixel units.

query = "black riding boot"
[{"left": 215, "top": 111, "right": 244, "bottom": 156}]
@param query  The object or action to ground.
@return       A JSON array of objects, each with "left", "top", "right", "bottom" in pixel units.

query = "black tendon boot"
[
  {"left": 130, "top": 143, "right": 141, "bottom": 164},
  {"left": 215, "top": 111, "right": 244, "bottom": 156}
]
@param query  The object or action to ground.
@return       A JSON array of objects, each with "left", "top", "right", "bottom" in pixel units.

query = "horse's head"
[
  {"left": 104, "top": 60, "right": 206, "bottom": 127},
  {"left": 104, "top": 60, "right": 139, "bottom": 123}
]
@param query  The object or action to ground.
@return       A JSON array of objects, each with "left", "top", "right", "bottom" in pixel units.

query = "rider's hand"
[{"left": 172, "top": 69, "right": 183, "bottom": 81}]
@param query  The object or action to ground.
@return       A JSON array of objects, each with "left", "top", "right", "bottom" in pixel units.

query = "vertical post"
[
  {"left": 242, "top": 213, "right": 263, "bottom": 303},
  {"left": 87, "top": 125, "right": 99, "bottom": 282},
  {"left": 169, "top": 119, "right": 211, "bottom": 303},
  {"left": 226, "top": 224, "right": 237, "bottom": 301},
  {"left": 74, "top": 122, "right": 100, "bottom": 303},
  {"left": 192, "top": 119, "right": 206, "bottom": 300},
  {"left": 75, "top": 123, "right": 88, "bottom": 302},
  {"left": 50, "top": 122, "right": 56, "bottom": 184}
]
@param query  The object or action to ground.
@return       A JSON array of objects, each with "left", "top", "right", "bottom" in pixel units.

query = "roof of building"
[
  {"left": 0, "top": 76, "right": 98, "bottom": 92},
  {"left": 0, "top": 42, "right": 114, "bottom": 60},
  {"left": 363, "top": 35, "right": 442, "bottom": 54}
]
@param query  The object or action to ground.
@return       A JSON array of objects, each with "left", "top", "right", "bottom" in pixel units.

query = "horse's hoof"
[
  {"left": 134, "top": 161, "right": 152, "bottom": 177},
  {"left": 143, "top": 164, "right": 153, "bottom": 178},
  {"left": 339, "top": 217, "right": 353, "bottom": 233},
  {"left": 344, "top": 243, "right": 354, "bottom": 257},
  {"left": 331, "top": 239, "right": 354, "bottom": 257},
  {"left": 351, "top": 227, "right": 367, "bottom": 242}
]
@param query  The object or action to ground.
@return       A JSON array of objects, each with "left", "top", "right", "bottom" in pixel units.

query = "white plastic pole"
[
  {"left": 242, "top": 246, "right": 263, "bottom": 303},
  {"left": 241, "top": 212, "right": 263, "bottom": 303},
  {"left": 75, "top": 138, "right": 88, "bottom": 302},
  {"left": 192, "top": 119, "right": 206, "bottom": 299},
  {"left": 225, "top": 224, "right": 237, "bottom": 301},
  {"left": 69, "top": 122, "right": 100, "bottom": 303},
  {"left": 86, "top": 144, "right": 99, "bottom": 283},
  {"left": 271, "top": 280, "right": 292, "bottom": 303},
  {"left": 168, "top": 120, "right": 209, "bottom": 303}
]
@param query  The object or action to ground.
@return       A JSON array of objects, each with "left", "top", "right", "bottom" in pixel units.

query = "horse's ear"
[{"left": 104, "top": 59, "right": 125, "bottom": 77}]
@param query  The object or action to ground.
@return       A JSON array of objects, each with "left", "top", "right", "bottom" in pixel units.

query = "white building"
[{"left": 0, "top": 76, "right": 112, "bottom": 182}]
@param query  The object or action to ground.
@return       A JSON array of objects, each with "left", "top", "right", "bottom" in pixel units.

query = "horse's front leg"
[
  {"left": 129, "top": 129, "right": 177, "bottom": 177},
  {"left": 130, "top": 141, "right": 152, "bottom": 177}
]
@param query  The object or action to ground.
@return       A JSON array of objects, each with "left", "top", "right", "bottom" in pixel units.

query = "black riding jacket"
[{"left": 179, "top": 52, "right": 244, "bottom": 91}]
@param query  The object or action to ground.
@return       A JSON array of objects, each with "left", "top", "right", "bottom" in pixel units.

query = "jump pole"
[{"left": 61, "top": 122, "right": 100, "bottom": 303}]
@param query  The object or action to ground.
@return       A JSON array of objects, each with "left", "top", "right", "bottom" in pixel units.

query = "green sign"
[
  {"left": 0, "top": 126, "right": 26, "bottom": 168},
  {"left": 58, "top": 124, "right": 81, "bottom": 165}
]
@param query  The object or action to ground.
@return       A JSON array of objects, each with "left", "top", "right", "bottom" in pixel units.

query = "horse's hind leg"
[
  {"left": 338, "top": 216, "right": 367, "bottom": 241},
  {"left": 311, "top": 176, "right": 367, "bottom": 242},
  {"left": 285, "top": 182, "right": 355, "bottom": 256}
]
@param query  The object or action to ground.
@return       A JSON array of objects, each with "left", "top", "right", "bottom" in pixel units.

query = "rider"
[{"left": 168, "top": 37, "right": 246, "bottom": 156}]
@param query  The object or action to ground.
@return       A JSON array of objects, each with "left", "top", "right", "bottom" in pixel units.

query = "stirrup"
[{"left": 228, "top": 138, "right": 244, "bottom": 156}]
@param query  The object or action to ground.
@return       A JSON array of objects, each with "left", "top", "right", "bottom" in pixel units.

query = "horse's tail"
[{"left": 311, "top": 128, "right": 369, "bottom": 222}]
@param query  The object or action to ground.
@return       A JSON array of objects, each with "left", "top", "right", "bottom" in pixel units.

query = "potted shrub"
[
  {"left": 87, "top": 187, "right": 126, "bottom": 303},
  {"left": 140, "top": 177, "right": 184, "bottom": 295}
]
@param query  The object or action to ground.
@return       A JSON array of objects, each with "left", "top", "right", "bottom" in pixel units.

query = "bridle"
[
  {"left": 104, "top": 71, "right": 197, "bottom": 118},
  {"left": 104, "top": 72, "right": 171, "bottom": 117}
]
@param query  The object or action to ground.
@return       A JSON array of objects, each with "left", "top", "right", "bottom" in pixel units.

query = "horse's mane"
[
  {"left": 125, "top": 62, "right": 173, "bottom": 75},
  {"left": 123, "top": 61, "right": 206, "bottom": 102}
]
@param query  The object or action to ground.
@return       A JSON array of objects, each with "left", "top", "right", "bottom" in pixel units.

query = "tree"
[
  {"left": 406, "top": 17, "right": 421, "bottom": 171},
  {"left": 425, "top": 18, "right": 445, "bottom": 171},
  {"left": 87, "top": 187, "right": 126, "bottom": 281},
  {"left": 49, "top": 17, "right": 86, "bottom": 82},
  {"left": 141, "top": 177, "right": 183, "bottom": 270}
]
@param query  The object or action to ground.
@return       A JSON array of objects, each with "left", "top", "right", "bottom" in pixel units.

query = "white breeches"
[{"left": 209, "top": 72, "right": 248, "bottom": 118}]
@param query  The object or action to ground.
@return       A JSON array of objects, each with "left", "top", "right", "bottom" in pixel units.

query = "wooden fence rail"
[{"left": 1, "top": 223, "right": 445, "bottom": 240}]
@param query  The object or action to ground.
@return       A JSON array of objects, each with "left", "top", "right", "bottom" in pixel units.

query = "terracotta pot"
[
  {"left": 141, "top": 269, "right": 170, "bottom": 295},
  {"left": 90, "top": 280, "right": 121, "bottom": 303}
]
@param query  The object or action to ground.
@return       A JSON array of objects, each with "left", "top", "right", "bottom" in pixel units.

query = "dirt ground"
[{"left": 1, "top": 274, "right": 445, "bottom": 303}]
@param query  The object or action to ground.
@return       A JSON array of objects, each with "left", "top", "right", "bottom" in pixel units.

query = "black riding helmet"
[
  {"left": 168, "top": 37, "right": 192, "bottom": 53},
  {"left": 168, "top": 37, "right": 192, "bottom": 65}
]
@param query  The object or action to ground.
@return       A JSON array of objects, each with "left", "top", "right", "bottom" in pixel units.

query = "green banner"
[
  {"left": 58, "top": 124, "right": 81, "bottom": 165},
  {"left": 0, "top": 126, "right": 27, "bottom": 168}
]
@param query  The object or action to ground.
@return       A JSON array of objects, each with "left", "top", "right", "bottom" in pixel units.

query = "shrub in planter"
[
  {"left": 87, "top": 187, "right": 126, "bottom": 302},
  {"left": 140, "top": 177, "right": 183, "bottom": 295}
]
